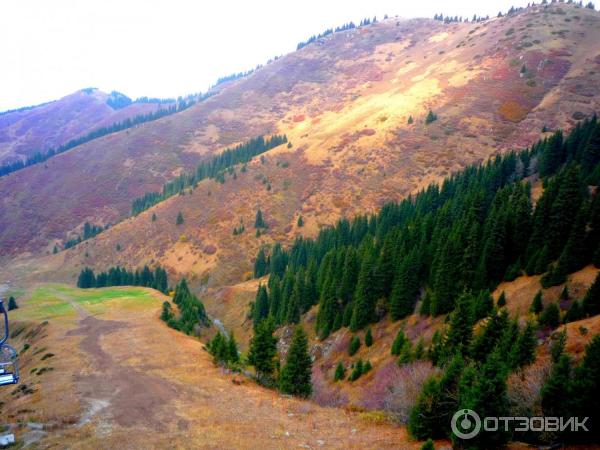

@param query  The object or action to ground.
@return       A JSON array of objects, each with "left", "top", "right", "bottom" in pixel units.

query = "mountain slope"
[
  {"left": 1, "top": 284, "right": 424, "bottom": 449},
  {"left": 0, "top": 89, "right": 171, "bottom": 164},
  {"left": 2, "top": 4, "right": 600, "bottom": 263}
]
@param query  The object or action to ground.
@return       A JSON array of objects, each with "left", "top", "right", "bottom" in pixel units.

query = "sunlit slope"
[
  {"left": 0, "top": 285, "right": 423, "bottom": 449},
  {"left": 2, "top": 3, "right": 600, "bottom": 260}
]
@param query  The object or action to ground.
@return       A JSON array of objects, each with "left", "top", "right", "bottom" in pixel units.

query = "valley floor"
[{"left": 1, "top": 285, "right": 424, "bottom": 449}]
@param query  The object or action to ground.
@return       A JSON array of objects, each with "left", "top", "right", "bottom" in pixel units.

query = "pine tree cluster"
[
  {"left": 64, "top": 222, "right": 109, "bottom": 250},
  {"left": 296, "top": 17, "right": 377, "bottom": 51},
  {"left": 77, "top": 265, "right": 168, "bottom": 293},
  {"left": 409, "top": 301, "right": 538, "bottom": 447},
  {"left": 160, "top": 278, "right": 209, "bottom": 335},
  {"left": 251, "top": 117, "right": 600, "bottom": 336},
  {"left": 131, "top": 134, "right": 287, "bottom": 215},
  {"left": 207, "top": 331, "right": 239, "bottom": 367}
]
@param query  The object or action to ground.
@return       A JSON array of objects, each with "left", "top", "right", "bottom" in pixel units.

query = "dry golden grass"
[{"left": 1, "top": 285, "right": 436, "bottom": 449}]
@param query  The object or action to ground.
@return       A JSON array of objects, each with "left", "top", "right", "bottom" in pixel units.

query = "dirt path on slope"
[
  {"left": 43, "top": 290, "right": 419, "bottom": 449},
  {"left": 67, "top": 315, "right": 185, "bottom": 432}
]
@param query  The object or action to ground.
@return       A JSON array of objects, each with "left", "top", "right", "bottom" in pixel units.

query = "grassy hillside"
[{"left": 0, "top": 284, "right": 432, "bottom": 448}]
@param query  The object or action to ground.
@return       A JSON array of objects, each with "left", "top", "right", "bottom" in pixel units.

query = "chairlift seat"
[{"left": 0, "top": 344, "right": 19, "bottom": 385}]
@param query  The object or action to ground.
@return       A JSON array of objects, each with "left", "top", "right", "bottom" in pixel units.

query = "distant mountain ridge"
[{"left": 0, "top": 88, "right": 175, "bottom": 165}]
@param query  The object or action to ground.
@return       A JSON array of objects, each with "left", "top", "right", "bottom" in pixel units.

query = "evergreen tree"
[
  {"left": 547, "top": 166, "right": 584, "bottom": 260},
  {"left": 473, "top": 290, "right": 494, "bottom": 321},
  {"left": 512, "top": 320, "right": 536, "bottom": 368},
  {"left": 390, "top": 250, "right": 420, "bottom": 320},
  {"left": 539, "top": 130, "right": 564, "bottom": 177},
  {"left": 348, "top": 359, "right": 364, "bottom": 381},
  {"left": 550, "top": 328, "right": 567, "bottom": 363},
  {"left": 398, "top": 339, "right": 414, "bottom": 364},
  {"left": 414, "top": 338, "right": 425, "bottom": 360},
  {"left": 580, "top": 122, "right": 600, "bottom": 175},
  {"left": 421, "top": 439, "right": 435, "bottom": 450},
  {"left": 285, "top": 272, "right": 303, "bottom": 324},
  {"left": 255, "top": 209, "right": 267, "bottom": 228},
  {"left": 350, "top": 248, "right": 377, "bottom": 331},
  {"left": 497, "top": 291, "right": 506, "bottom": 307},
  {"left": 570, "top": 335, "right": 600, "bottom": 443},
  {"left": 279, "top": 326, "right": 312, "bottom": 397},
  {"left": 539, "top": 302, "right": 560, "bottom": 329},
  {"left": 334, "top": 361, "right": 346, "bottom": 381},
  {"left": 541, "top": 353, "right": 572, "bottom": 418},
  {"left": 407, "top": 115, "right": 414, "bottom": 125},
  {"left": 254, "top": 248, "right": 268, "bottom": 277},
  {"left": 7, "top": 296, "right": 18, "bottom": 311},
  {"left": 297, "top": 215, "right": 304, "bottom": 227},
  {"left": 409, "top": 377, "right": 443, "bottom": 439},
  {"left": 253, "top": 284, "right": 270, "bottom": 328},
  {"left": 391, "top": 330, "right": 406, "bottom": 356},
  {"left": 176, "top": 211, "right": 184, "bottom": 225},
  {"left": 445, "top": 292, "right": 474, "bottom": 357},
  {"left": 227, "top": 331, "right": 239, "bottom": 363},
  {"left": 564, "top": 300, "right": 584, "bottom": 323},
  {"left": 365, "top": 328, "right": 373, "bottom": 347},
  {"left": 160, "top": 301, "right": 175, "bottom": 324},
  {"left": 471, "top": 309, "right": 509, "bottom": 362},
  {"left": 530, "top": 290, "right": 543, "bottom": 314},
  {"left": 248, "top": 318, "right": 278, "bottom": 383},
  {"left": 209, "top": 332, "right": 228, "bottom": 364},
  {"left": 554, "top": 205, "right": 590, "bottom": 277},
  {"left": 425, "top": 110, "right": 438, "bottom": 124},
  {"left": 456, "top": 351, "right": 510, "bottom": 448},
  {"left": 428, "top": 330, "right": 443, "bottom": 365},
  {"left": 363, "top": 360, "right": 372, "bottom": 373},
  {"left": 77, "top": 267, "right": 96, "bottom": 288},
  {"left": 348, "top": 335, "right": 361, "bottom": 356},
  {"left": 583, "top": 271, "right": 600, "bottom": 317}
]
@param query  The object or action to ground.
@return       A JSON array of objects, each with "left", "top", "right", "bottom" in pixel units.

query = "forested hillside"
[
  {"left": 251, "top": 117, "right": 600, "bottom": 334},
  {"left": 247, "top": 117, "right": 600, "bottom": 447}
]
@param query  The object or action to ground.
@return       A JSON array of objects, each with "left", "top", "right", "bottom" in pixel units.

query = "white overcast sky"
[{"left": 0, "top": 0, "right": 536, "bottom": 111}]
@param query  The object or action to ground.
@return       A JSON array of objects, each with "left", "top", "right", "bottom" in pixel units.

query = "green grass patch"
[{"left": 14, "top": 284, "right": 162, "bottom": 322}]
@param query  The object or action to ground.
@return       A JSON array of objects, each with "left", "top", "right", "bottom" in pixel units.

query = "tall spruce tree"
[
  {"left": 583, "top": 271, "right": 600, "bottom": 317},
  {"left": 456, "top": 351, "right": 510, "bottom": 448},
  {"left": 350, "top": 247, "right": 377, "bottom": 331},
  {"left": 254, "top": 248, "right": 268, "bottom": 277},
  {"left": 279, "top": 326, "right": 312, "bottom": 397},
  {"left": 253, "top": 284, "right": 270, "bottom": 328},
  {"left": 248, "top": 318, "right": 278, "bottom": 383},
  {"left": 445, "top": 292, "right": 474, "bottom": 357}
]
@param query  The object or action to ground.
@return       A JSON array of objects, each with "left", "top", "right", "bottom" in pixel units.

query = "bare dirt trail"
[{"left": 34, "top": 289, "right": 420, "bottom": 449}]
